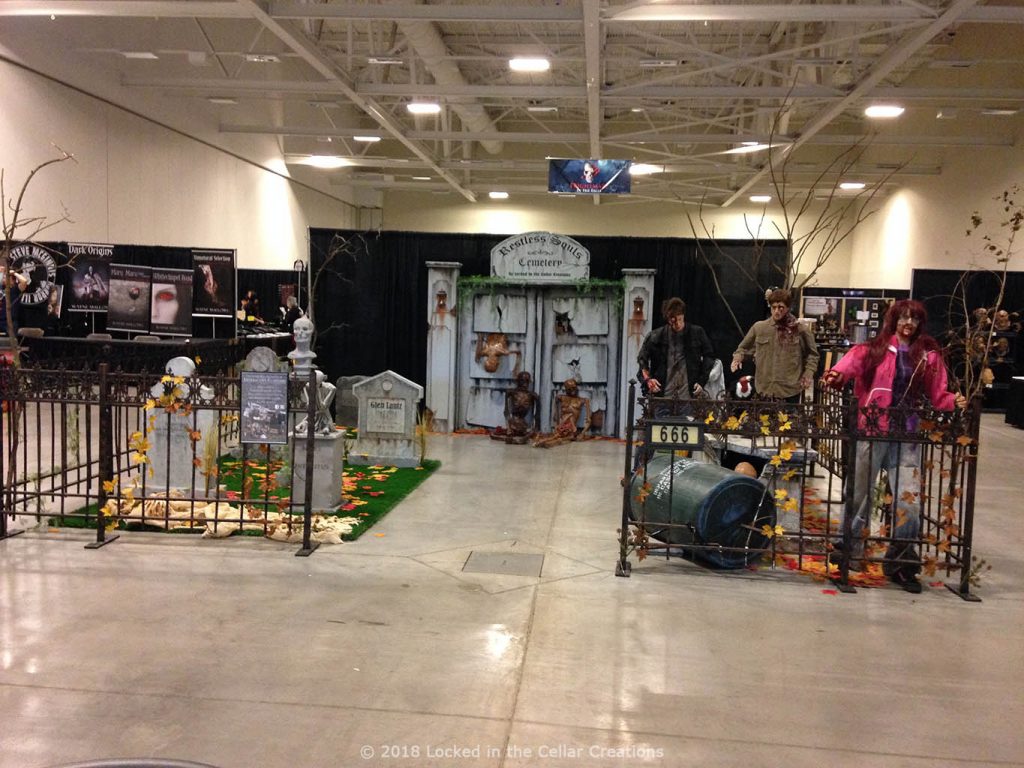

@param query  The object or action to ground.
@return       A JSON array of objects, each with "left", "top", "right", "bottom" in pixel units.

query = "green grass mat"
[{"left": 49, "top": 456, "right": 441, "bottom": 541}]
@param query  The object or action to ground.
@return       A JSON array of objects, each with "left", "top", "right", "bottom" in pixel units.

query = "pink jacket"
[{"left": 831, "top": 335, "right": 956, "bottom": 431}]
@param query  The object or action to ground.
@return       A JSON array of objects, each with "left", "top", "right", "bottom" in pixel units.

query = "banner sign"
[
  {"left": 192, "top": 249, "right": 235, "bottom": 317},
  {"left": 66, "top": 242, "right": 113, "bottom": 313},
  {"left": 490, "top": 232, "right": 590, "bottom": 283},
  {"left": 107, "top": 264, "right": 151, "bottom": 333},
  {"left": 150, "top": 267, "right": 193, "bottom": 337},
  {"left": 548, "top": 159, "right": 631, "bottom": 194}
]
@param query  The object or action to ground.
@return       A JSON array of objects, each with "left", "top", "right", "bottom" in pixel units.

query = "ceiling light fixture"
[
  {"left": 749, "top": 195, "right": 772, "bottom": 203},
  {"left": 981, "top": 107, "right": 1019, "bottom": 116},
  {"left": 407, "top": 102, "right": 441, "bottom": 115},
  {"left": 864, "top": 104, "right": 904, "bottom": 118},
  {"left": 368, "top": 56, "right": 403, "bottom": 65},
  {"left": 509, "top": 57, "right": 550, "bottom": 72},
  {"left": 301, "top": 156, "right": 351, "bottom": 169},
  {"left": 630, "top": 164, "right": 664, "bottom": 175},
  {"left": 412, "top": 176, "right": 431, "bottom": 181},
  {"left": 839, "top": 182, "right": 866, "bottom": 191},
  {"left": 122, "top": 51, "right": 158, "bottom": 60},
  {"left": 353, "top": 135, "right": 382, "bottom": 142},
  {"left": 489, "top": 191, "right": 509, "bottom": 200},
  {"left": 630, "top": 107, "right": 645, "bottom": 113},
  {"left": 244, "top": 53, "right": 279, "bottom": 63},
  {"left": 207, "top": 97, "right": 237, "bottom": 105},
  {"left": 639, "top": 59, "right": 679, "bottom": 68},
  {"left": 724, "top": 143, "right": 770, "bottom": 154},
  {"left": 936, "top": 107, "right": 958, "bottom": 120},
  {"left": 527, "top": 105, "right": 558, "bottom": 113}
]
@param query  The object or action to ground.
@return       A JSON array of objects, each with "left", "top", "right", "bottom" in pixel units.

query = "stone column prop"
[
  {"left": 619, "top": 269, "right": 656, "bottom": 438},
  {"left": 425, "top": 261, "right": 461, "bottom": 433},
  {"left": 146, "top": 356, "right": 216, "bottom": 495},
  {"left": 349, "top": 371, "right": 424, "bottom": 468}
]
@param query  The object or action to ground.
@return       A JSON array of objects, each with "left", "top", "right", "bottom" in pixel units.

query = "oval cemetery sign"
[{"left": 490, "top": 232, "right": 590, "bottom": 283}]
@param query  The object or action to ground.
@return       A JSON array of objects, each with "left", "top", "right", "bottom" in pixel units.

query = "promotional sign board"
[
  {"left": 107, "top": 264, "right": 151, "bottom": 333},
  {"left": 240, "top": 371, "right": 290, "bottom": 445},
  {"left": 548, "top": 159, "right": 631, "bottom": 194},
  {"left": 67, "top": 242, "right": 113, "bottom": 313},
  {"left": 490, "top": 232, "right": 590, "bottom": 283},
  {"left": 150, "top": 267, "right": 194, "bottom": 337},
  {"left": 192, "top": 249, "right": 235, "bottom": 317}
]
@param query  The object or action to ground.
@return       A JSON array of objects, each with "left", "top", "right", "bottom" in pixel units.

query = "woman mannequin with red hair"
[{"left": 821, "top": 299, "right": 966, "bottom": 592}]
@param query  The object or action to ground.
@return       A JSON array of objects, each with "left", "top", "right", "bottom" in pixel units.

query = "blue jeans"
[{"left": 844, "top": 440, "right": 922, "bottom": 557}]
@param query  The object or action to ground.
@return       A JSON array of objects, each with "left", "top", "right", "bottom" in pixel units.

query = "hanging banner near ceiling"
[
  {"left": 66, "top": 242, "right": 114, "bottom": 313},
  {"left": 150, "top": 267, "right": 194, "bottom": 337},
  {"left": 107, "top": 264, "right": 152, "bottom": 333},
  {"left": 490, "top": 231, "right": 590, "bottom": 283},
  {"left": 548, "top": 159, "right": 631, "bottom": 194},
  {"left": 192, "top": 248, "right": 235, "bottom": 317}
]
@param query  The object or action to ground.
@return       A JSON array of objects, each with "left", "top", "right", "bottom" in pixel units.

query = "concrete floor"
[{"left": 1, "top": 415, "right": 1022, "bottom": 768}]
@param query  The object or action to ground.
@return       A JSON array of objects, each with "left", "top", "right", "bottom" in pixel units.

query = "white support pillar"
[
  {"left": 425, "top": 261, "right": 462, "bottom": 432},
  {"left": 619, "top": 269, "right": 656, "bottom": 438}
]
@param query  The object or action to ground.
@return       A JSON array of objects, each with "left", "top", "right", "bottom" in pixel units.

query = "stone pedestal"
[{"left": 289, "top": 430, "right": 345, "bottom": 512}]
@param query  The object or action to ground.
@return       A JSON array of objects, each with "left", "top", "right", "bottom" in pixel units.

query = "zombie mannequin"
[
  {"left": 495, "top": 371, "right": 540, "bottom": 445},
  {"left": 534, "top": 378, "right": 591, "bottom": 448}
]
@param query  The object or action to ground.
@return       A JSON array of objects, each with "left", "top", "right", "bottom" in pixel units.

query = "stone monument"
[
  {"left": 285, "top": 318, "right": 345, "bottom": 512},
  {"left": 349, "top": 371, "right": 424, "bottom": 468}
]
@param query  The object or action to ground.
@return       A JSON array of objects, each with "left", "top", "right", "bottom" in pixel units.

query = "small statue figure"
[
  {"left": 295, "top": 370, "right": 337, "bottom": 436},
  {"left": 534, "top": 378, "right": 592, "bottom": 448},
  {"left": 493, "top": 371, "right": 540, "bottom": 445},
  {"left": 288, "top": 316, "right": 317, "bottom": 377},
  {"left": 993, "top": 309, "right": 1013, "bottom": 332},
  {"left": 475, "top": 332, "right": 519, "bottom": 374}
]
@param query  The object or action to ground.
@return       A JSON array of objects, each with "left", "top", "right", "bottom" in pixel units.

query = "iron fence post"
[
  {"left": 947, "top": 395, "right": 983, "bottom": 602},
  {"left": 616, "top": 379, "right": 637, "bottom": 577},
  {"left": 86, "top": 362, "right": 118, "bottom": 548},
  {"left": 296, "top": 367, "right": 319, "bottom": 556}
]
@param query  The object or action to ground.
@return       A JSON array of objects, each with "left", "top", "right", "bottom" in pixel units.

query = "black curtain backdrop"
[
  {"left": 912, "top": 268, "right": 1024, "bottom": 338},
  {"left": 309, "top": 228, "right": 788, "bottom": 390}
]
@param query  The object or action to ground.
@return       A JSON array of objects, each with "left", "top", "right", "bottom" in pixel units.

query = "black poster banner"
[
  {"left": 240, "top": 371, "right": 290, "bottom": 445},
  {"left": 192, "top": 249, "right": 235, "bottom": 317},
  {"left": 107, "top": 264, "right": 152, "bottom": 333},
  {"left": 150, "top": 268, "right": 193, "bottom": 337},
  {"left": 67, "top": 242, "right": 113, "bottom": 313}
]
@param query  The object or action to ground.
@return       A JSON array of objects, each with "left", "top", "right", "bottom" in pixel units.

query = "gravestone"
[
  {"left": 349, "top": 371, "right": 424, "bottom": 468},
  {"left": 335, "top": 374, "right": 368, "bottom": 428},
  {"left": 243, "top": 345, "right": 287, "bottom": 373},
  {"left": 146, "top": 356, "right": 217, "bottom": 495}
]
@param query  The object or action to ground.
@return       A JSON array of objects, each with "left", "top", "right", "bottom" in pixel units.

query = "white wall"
[
  {"left": 1, "top": 58, "right": 357, "bottom": 269},
  {"left": 851, "top": 144, "right": 1024, "bottom": 289}
]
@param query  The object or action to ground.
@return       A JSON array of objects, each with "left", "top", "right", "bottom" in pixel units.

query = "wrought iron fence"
[
  {"left": 617, "top": 382, "right": 982, "bottom": 600},
  {"left": 1, "top": 361, "right": 329, "bottom": 556}
]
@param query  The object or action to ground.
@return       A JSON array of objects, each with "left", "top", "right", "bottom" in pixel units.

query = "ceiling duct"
[{"left": 396, "top": 19, "right": 503, "bottom": 155}]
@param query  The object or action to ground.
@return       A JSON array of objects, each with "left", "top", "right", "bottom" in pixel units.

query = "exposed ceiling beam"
[
  {"left": 0, "top": 1, "right": 250, "bottom": 17},
  {"left": 607, "top": 3, "right": 1024, "bottom": 23},
  {"left": 723, "top": 0, "right": 984, "bottom": 206},
  {"left": 232, "top": 0, "right": 476, "bottom": 202}
]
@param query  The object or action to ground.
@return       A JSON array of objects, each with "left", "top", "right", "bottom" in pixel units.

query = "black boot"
[{"left": 884, "top": 544, "right": 922, "bottom": 593}]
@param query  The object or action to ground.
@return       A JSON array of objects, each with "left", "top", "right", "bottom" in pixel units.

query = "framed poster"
[
  {"left": 107, "top": 264, "right": 151, "bottom": 333},
  {"left": 192, "top": 249, "right": 235, "bottom": 317},
  {"left": 240, "top": 371, "right": 290, "bottom": 445},
  {"left": 67, "top": 243, "right": 113, "bottom": 313},
  {"left": 150, "top": 268, "right": 193, "bottom": 337}
]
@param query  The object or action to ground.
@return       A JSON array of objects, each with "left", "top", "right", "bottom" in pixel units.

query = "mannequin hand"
[
  {"left": 955, "top": 393, "right": 968, "bottom": 410},
  {"left": 730, "top": 359, "right": 742, "bottom": 373},
  {"left": 821, "top": 369, "right": 843, "bottom": 389},
  {"left": 692, "top": 383, "right": 704, "bottom": 397},
  {"left": 646, "top": 377, "right": 662, "bottom": 394},
  {"left": 799, "top": 375, "right": 812, "bottom": 390}
]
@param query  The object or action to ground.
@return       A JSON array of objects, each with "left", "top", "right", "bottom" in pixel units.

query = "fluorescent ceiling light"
[
  {"left": 300, "top": 156, "right": 351, "bottom": 169},
  {"left": 122, "top": 51, "right": 158, "bottom": 60},
  {"left": 353, "top": 135, "right": 382, "bottom": 142},
  {"left": 630, "top": 164, "right": 664, "bottom": 176},
  {"left": 412, "top": 176, "right": 431, "bottom": 181},
  {"left": 630, "top": 107, "right": 645, "bottom": 113},
  {"left": 488, "top": 191, "right": 509, "bottom": 200},
  {"left": 527, "top": 105, "right": 558, "bottom": 113},
  {"left": 724, "top": 143, "right": 770, "bottom": 154},
  {"left": 245, "top": 53, "right": 279, "bottom": 63},
  {"left": 936, "top": 107, "right": 958, "bottom": 120},
  {"left": 207, "top": 97, "right": 237, "bottom": 105},
  {"left": 509, "top": 57, "right": 550, "bottom": 73},
  {"left": 407, "top": 102, "right": 441, "bottom": 115},
  {"left": 368, "top": 56, "right": 403, "bottom": 65},
  {"left": 839, "top": 181, "right": 866, "bottom": 191},
  {"left": 749, "top": 195, "right": 772, "bottom": 203},
  {"left": 639, "top": 59, "right": 679, "bottom": 68},
  {"left": 981, "top": 107, "right": 1019, "bottom": 116},
  {"left": 864, "top": 104, "right": 904, "bottom": 118},
  {"left": 928, "top": 59, "right": 975, "bottom": 69}
]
